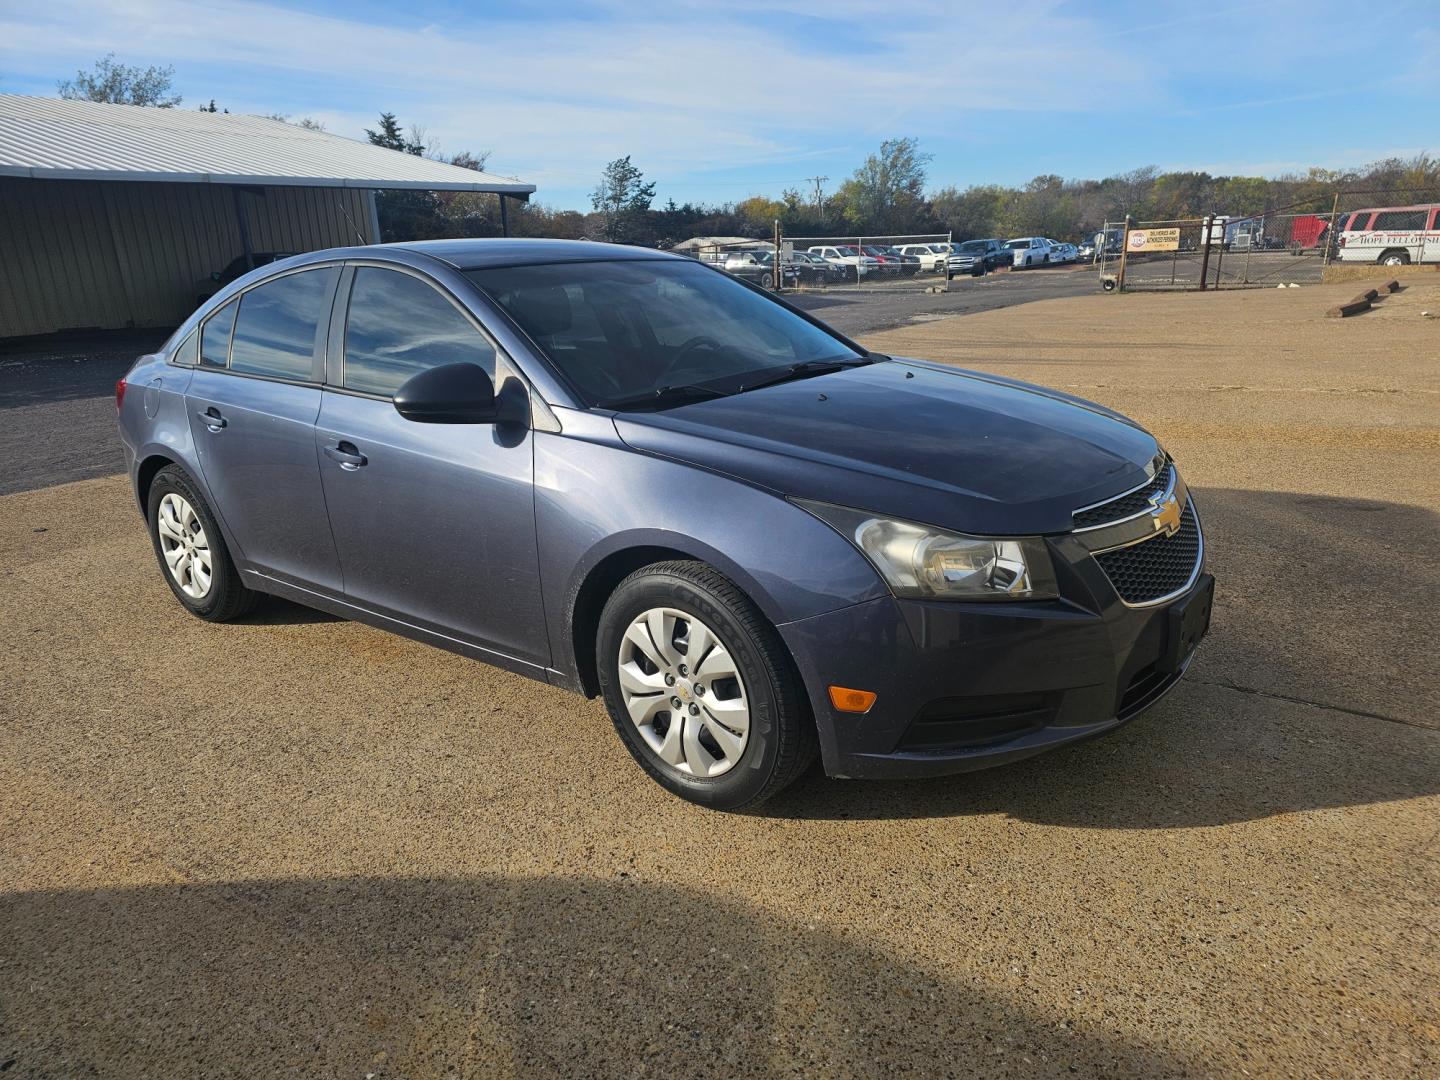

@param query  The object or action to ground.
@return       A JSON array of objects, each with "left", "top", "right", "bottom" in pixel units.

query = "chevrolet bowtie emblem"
[{"left": 1149, "top": 492, "right": 1183, "bottom": 537}]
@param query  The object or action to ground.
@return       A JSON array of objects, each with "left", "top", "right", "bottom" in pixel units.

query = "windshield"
[
  {"left": 468, "top": 259, "right": 863, "bottom": 409},
  {"left": 1005, "top": 239, "right": 1028, "bottom": 249},
  {"left": 957, "top": 241, "right": 987, "bottom": 253}
]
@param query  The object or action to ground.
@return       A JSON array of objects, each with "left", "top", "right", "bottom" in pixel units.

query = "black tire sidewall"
[
  {"left": 597, "top": 569, "right": 786, "bottom": 810},
  {"left": 146, "top": 466, "right": 236, "bottom": 619}
]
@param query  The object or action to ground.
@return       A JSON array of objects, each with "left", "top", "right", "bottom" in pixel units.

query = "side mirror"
[{"left": 393, "top": 362, "right": 498, "bottom": 424}]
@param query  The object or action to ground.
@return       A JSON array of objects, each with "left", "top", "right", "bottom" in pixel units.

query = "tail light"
[{"left": 115, "top": 377, "right": 127, "bottom": 411}]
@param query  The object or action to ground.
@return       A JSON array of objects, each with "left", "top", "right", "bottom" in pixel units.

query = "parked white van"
[{"left": 1335, "top": 204, "right": 1440, "bottom": 265}]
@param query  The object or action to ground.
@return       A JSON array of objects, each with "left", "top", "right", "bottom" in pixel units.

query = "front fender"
[{"left": 535, "top": 425, "right": 886, "bottom": 686}]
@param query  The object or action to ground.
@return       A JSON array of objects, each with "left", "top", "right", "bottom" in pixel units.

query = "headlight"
[{"left": 796, "top": 500, "right": 1058, "bottom": 601}]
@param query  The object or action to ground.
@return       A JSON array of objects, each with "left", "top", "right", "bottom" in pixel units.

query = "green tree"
[
  {"left": 838, "top": 137, "right": 931, "bottom": 234},
  {"left": 57, "top": 53, "right": 181, "bottom": 107},
  {"left": 366, "top": 112, "right": 425, "bottom": 155},
  {"left": 590, "top": 156, "right": 657, "bottom": 243},
  {"left": 365, "top": 112, "right": 439, "bottom": 242}
]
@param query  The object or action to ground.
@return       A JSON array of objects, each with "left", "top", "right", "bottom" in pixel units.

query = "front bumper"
[{"left": 777, "top": 570, "right": 1212, "bottom": 780}]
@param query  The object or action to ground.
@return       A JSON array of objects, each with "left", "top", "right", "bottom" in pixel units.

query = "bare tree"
[{"left": 58, "top": 53, "right": 182, "bottom": 108}]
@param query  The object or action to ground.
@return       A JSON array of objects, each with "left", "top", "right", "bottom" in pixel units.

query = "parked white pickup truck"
[{"left": 808, "top": 244, "right": 880, "bottom": 280}]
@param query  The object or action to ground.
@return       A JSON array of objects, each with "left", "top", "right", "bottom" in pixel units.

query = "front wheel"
[
  {"left": 597, "top": 561, "right": 816, "bottom": 810},
  {"left": 761, "top": 271, "right": 775, "bottom": 288},
  {"left": 1379, "top": 251, "right": 1410, "bottom": 266}
]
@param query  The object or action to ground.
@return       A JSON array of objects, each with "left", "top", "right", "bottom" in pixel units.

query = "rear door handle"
[
  {"left": 197, "top": 407, "right": 227, "bottom": 430},
  {"left": 324, "top": 441, "right": 368, "bottom": 470}
]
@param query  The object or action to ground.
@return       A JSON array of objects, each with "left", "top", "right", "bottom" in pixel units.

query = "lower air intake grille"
[{"left": 1095, "top": 499, "right": 1202, "bottom": 604}]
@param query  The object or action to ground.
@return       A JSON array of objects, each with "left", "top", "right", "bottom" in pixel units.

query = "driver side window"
[{"left": 342, "top": 268, "right": 496, "bottom": 397}]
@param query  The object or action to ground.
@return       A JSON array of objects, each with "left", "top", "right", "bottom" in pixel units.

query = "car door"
[
  {"left": 184, "top": 265, "right": 345, "bottom": 592},
  {"left": 315, "top": 263, "right": 547, "bottom": 666}
]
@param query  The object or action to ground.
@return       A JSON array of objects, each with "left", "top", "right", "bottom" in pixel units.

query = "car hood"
[{"left": 612, "top": 359, "right": 1159, "bottom": 535}]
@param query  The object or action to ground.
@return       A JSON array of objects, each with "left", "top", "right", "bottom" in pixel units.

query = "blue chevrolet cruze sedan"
[{"left": 117, "top": 239, "right": 1212, "bottom": 809}]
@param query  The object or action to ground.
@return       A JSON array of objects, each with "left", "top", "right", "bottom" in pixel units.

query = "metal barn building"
[{"left": 0, "top": 94, "right": 535, "bottom": 339}]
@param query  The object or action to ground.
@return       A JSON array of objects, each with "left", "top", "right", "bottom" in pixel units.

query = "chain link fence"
[
  {"left": 1098, "top": 189, "right": 1439, "bottom": 291},
  {"left": 672, "top": 231, "right": 955, "bottom": 293}
]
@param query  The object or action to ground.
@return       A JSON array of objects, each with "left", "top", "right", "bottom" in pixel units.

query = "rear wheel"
[
  {"left": 761, "top": 271, "right": 775, "bottom": 289},
  {"left": 597, "top": 561, "right": 816, "bottom": 810},
  {"left": 146, "top": 465, "right": 259, "bottom": 621}
]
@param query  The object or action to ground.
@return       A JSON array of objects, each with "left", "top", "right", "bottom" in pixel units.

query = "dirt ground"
[{"left": 2, "top": 278, "right": 1437, "bottom": 1078}]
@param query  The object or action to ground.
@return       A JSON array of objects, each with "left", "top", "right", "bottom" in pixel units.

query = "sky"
[{"left": 2, "top": 0, "right": 1436, "bottom": 208}]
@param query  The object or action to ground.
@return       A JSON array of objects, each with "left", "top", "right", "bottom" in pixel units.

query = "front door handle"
[
  {"left": 197, "top": 407, "right": 227, "bottom": 430},
  {"left": 324, "top": 441, "right": 368, "bottom": 470}
]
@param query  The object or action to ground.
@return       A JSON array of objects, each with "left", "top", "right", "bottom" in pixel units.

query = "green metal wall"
[{"left": 0, "top": 177, "right": 375, "bottom": 338}]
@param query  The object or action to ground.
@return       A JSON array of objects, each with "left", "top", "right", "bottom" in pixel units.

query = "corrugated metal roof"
[{"left": 0, "top": 94, "right": 535, "bottom": 194}]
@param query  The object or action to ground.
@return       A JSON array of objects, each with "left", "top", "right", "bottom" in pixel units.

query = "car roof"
[{"left": 382, "top": 238, "right": 684, "bottom": 270}]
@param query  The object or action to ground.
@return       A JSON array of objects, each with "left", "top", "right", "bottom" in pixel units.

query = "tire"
[
  {"left": 1379, "top": 251, "right": 1410, "bottom": 266},
  {"left": 146, "top": 464, "right": 259, "bottom": 622},
  {"left": 761, "top": 271, "right": 775, "bottom": 288},
  {"left": 596, "top": 560, "right": 817, "bottom": 811}
]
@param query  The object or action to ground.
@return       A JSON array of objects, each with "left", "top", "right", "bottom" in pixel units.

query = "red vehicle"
[
  {"left": 1288, "top": 215, "right": 1330, "bottom": 253},
  {"left": 860, "top": 246, "right": 904, "bottom": 274}
]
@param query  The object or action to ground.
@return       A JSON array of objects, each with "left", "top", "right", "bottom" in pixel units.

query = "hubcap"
[
  {"left": 617, "top": 607, "right": 750, "bottom": 778},
  {"left": 156, "top": 493, "right": 213, "bottom": 599}
]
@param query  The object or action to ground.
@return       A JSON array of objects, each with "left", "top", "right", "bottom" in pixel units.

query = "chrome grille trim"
[{"left": 1072, "top": 467, "right": 1188, "bottom": 555}]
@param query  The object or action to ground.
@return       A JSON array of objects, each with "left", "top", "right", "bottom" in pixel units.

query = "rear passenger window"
[
  {"left": 1372, "top": 210, "right": 1427, "bottom": 231},
  {"left": 200, "top": 300, "right": 238, "bottom": 368},
  {"left": 343, "top": 267, "right": 496, "bottom": 396},
  {"left": 172, "top": 328, "right": 198, "bottom": 367},
  {"left": 229, "top": 267, "right": 339, "bottom": 381}
]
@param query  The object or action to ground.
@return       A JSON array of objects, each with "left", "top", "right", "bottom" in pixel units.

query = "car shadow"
[
  {"left": 0, "top": 873, "right": 1196, "bottom": 1078},
  {"left": 762, "top": 488, "right": 1440, "bottom": 827},
  {"left": 240, "top": 596, "right": 343, "bottom": 625}
]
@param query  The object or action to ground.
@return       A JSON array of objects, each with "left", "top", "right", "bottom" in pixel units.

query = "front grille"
[
  {"left": 1073, "top": 462, "right": 1173, "bottom": 529},
  {"left": 1095, "top": 499, "right": 1202, "bottom": 604}
]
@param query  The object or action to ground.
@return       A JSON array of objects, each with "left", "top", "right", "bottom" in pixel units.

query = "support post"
[
  {"left": 366, "top": 190, "right": 382, "bottom": 244},
  {"left": 231, "top": 187, "right": 254, "bottom": 271},
  {"left": 1116, "top": 216, "right": 1133, "bottom": 292},
  {"left": 498, "top": 194, "right": 510, "bottom": 237},
  {"left": 773, "top": 219, "right": 782, "bottom": 291},
  {"left": 1198, "top": 214, "right": 1214, "bottom": 291},
  {"left": 1323, "top": 192, "right": 1340, "bottom": 267}
]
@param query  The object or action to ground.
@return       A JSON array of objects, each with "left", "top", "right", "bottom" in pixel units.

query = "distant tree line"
[{"left": 495, "top": 142, "right": 1440, "bottom": 249}]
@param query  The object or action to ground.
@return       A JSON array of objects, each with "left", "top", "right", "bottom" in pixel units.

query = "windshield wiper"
[
  {"left": 737, "top": 357, "right": 872, "bottom": 394},
  {"left": 600, "top": 383, "right": 731, "bottom": 411}
]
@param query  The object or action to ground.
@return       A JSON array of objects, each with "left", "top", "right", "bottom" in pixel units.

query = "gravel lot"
[{"left": 2, "top": 278, "right": 1437, "bottom": 1078}]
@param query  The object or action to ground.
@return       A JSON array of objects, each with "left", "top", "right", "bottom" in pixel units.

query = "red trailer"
[{"left": 1289, "top": 215, "right": 1329, "bottom": 253}]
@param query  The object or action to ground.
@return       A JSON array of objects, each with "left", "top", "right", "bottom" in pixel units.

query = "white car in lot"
[
  {"left": 1005, "top": 237, "right": 1057, "bottom": 268},
  {"left": 808, "top": 245, "right": 880, "bottom": 279},
  {"left": 1048, "top": 242, "right": 1078, "bottom": 264},
  {"left": 1334, "top": 204, "right": 1440, "bottom": 265},
  {"left": 894, "top": 243, "right": 950, "bottom": 272}
]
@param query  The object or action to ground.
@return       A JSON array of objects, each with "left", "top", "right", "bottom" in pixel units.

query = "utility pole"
[{"left": 805, "top": 176, "right": 828, "bottom": 212}]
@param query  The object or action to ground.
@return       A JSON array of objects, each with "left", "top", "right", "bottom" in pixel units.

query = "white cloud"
[{"left": 2, "top": 0, "right": 1160, "bottom": 193}]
